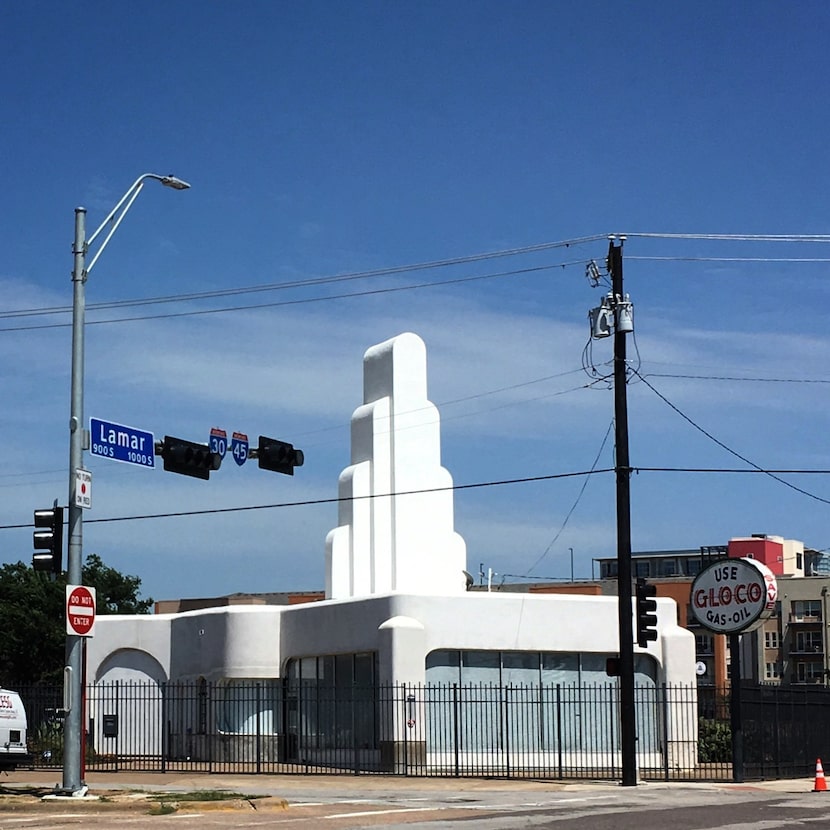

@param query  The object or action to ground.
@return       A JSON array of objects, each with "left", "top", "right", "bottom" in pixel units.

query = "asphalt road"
[{"left": 2, "top": 772, "right": 828, "bottom": 829}]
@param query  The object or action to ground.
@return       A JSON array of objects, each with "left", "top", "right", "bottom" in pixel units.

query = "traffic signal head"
[
  {"left": 635, "top": 578, "right": 658, "bottom": 647},
  {"left": 257, "top": 435, "right": 304, "bottom": 476},
  {"left": 162, "top": 436, "right": 222, "bottom": 480},
  {"left": 33, "top": 506, "right": 64, "bottom": 574}
]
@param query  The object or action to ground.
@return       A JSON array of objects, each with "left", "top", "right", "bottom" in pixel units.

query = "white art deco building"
[{"left": 85, "top": 333, "right": 696, "bottom": 772}]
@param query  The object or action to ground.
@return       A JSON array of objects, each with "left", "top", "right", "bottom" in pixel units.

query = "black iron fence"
[
  {"left": 740, "top": 683, "right": 830, "bottom": 779},
  {"left": 14, "top": 681, "right": 830, "bottom": 781}
]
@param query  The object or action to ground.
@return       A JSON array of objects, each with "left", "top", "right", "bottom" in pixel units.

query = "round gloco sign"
[{"left": 690, "top": 557, "right": 778, "bottom": 634}]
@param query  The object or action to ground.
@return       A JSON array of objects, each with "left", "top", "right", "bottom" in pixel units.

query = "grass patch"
[
  {"left": 145, "top": 790, "right": 265, "bottom": 815},
  {"left": 151, "top": 790, "right": 263, "bottom": 803},
  {"left": 148, "top": 802, "right": 177, "bottom": 815}
]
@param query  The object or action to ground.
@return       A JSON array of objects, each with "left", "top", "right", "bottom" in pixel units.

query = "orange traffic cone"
[{"left": 814, "top": 758, "right": 828, "bottom": 792}]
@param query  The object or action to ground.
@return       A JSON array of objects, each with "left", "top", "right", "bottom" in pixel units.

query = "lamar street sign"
[{"left": 89, "top": 417, "right": 155, "bottom": 468}]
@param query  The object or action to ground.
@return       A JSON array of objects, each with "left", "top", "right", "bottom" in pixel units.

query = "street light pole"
[
  {"left": 63, "top": 206, "right": 86, "bottom": 796},
  {"left": 63, "top": 173, "right": 189, "bottom": 795}
]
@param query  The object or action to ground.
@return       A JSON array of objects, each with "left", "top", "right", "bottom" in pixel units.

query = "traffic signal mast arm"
[{"left": 154, "top": 434, "right": 304, "bottom": 478}]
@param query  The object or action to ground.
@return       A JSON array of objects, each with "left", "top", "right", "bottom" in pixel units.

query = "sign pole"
[
  {"left": 65, "top": 207, "right": 87, "bottom": 794},
  {"left": 62, "top": 174, "right": 189, "bottom": 795},
  {"left": 730, "top": 632, "right": 744, "bottom": 783},
  {"left": 81, "top": 637, "right": 87, "bottom": 783},
  {"left": 689, "top": 557, "right": 777, "bottom": 785}
]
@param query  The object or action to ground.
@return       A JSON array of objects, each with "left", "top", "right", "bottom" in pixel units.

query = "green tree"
[
  {"left": 0, "top": 555, "right": 152, "bottom": 685},
  {"left": 0, "top": 562, "right": 65, "bottom": 684}
]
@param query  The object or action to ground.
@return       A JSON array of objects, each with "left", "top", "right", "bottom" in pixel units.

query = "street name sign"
[
  {"left": 90, "top": 417, "right": 155, "bottom": 468},
  {"left": 66, "top": 584, "right": 96, "bottom": 637}
]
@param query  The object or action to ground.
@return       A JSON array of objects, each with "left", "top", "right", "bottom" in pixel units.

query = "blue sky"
[{"left": 3, "top": 2, "right": 830, "bottom": 603}]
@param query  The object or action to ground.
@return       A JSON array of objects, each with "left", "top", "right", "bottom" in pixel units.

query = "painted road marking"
[{"left": 326, "top": 807, "right": 430, "bottom": 819}]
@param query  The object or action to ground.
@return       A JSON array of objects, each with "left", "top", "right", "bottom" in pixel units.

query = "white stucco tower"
[{"left": 325, "top": 332, "right": 468, "bottom": 598}]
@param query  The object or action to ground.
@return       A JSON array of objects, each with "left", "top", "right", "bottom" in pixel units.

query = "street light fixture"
[{"left": 63, "top": 172, "right": 189, "bottom": 795}]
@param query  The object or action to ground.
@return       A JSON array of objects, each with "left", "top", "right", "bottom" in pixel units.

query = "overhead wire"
[
  {"left": 4, "top": 463, "right": 830, "bottom": 532},
  {"left": 0, "top": 234, "right": 609, "bottom": 321},
  {"left": 628, "top": 256, "right": 830, "bottom": 263},
  {"left": 645, "top": 372, "right": 830, "bottom": 385},
  {"left": 0, "top": 258, "right": 591, "bottom": 333},
  {"left": 7, "top": 230, "right": 830, "bottom": 534},
  {"left": 8, "top": 230, "right": 830, "bottom": 327},
  {"left": 632, "top": 369, "right": 830, "bottom": 506},
  {"left": 622, "top": 232, "right": 830, "bottom": 242},
  {"left": 6, "top": 232, "right": 830, "bottom": 333},
  {"left": 0, "top": 467, "right": 617, "bottom": 529}
]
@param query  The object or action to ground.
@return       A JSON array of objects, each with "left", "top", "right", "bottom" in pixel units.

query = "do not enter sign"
[{"left": 66, "top": 584, "right": 96, "bottom": 637}]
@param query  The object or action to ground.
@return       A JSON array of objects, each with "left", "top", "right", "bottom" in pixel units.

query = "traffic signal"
[
  {"left": 635, "top": 578, "right": 658, "bottom": 647},
  {"left": 33, "top": 506, "right": 64, "bottom": 574},
  {"left": 161, "top": 435, "right": 222, "bottom": 480},
  {"left": 257, "top": 435, "right": 304, "bottom": 476}
]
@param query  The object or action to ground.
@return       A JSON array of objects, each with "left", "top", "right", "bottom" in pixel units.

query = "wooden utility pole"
[{"left": 609, "top": 238, "right": 637, "bottom": 786}]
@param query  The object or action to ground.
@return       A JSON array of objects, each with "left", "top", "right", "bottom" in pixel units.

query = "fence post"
[
  {"left": 352, "top": 682, "right": 359, "bottom": 776},
  {"left": 453, "top": 683, "right": 460, "bottom": 778},
  {"left": 208, "top": 681, "right": 214, "bottom": 773},
  {"left": 608, "top": 684, "right": 617, "bottom": 779},
  {"left": 661, "top": 683, "right": 669, "bottom": 781},
  {"left": 504, "top": 685, "right": 511, "bottom": 779},
  {"left": 401, "top": 685, "right": 407, "bottom": 775},
  {"left": 775, "top": 686, "right": 781, "bottom": 778},
  {"left": 114, "top": 680, "right": 120, "bottom": 772},
  {"left": 160, "top": 682, "right": 167, "bottom": 774},
  {"left": 256, "top": 682, "right": 262, "bottom": 774},
  {"left": 556, "top": 684, "right": 563, "bottom": 779}
]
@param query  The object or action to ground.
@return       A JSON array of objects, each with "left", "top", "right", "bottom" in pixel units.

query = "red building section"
[{"left": 727, "top": 536, "right": 784, "bottom": 575}]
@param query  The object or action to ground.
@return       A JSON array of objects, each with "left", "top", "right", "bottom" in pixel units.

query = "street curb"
[{"left": 0, "top": 790, "right": 289, "bottom": 814}]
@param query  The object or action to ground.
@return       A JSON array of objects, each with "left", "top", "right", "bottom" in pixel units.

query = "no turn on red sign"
[{"left": 66, "top": 585, "right": 96, "bottom": 637}]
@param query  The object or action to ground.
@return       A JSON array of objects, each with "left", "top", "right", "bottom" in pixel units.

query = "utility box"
[{"left": 102, "top": 714, "right": 118, "bottom": 738}]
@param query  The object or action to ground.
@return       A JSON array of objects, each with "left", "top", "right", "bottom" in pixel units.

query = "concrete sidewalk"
[{"left": 2, "top": 768, "right": 817, "bottom": 798}]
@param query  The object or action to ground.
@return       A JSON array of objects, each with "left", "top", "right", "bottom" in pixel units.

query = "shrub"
[{"left": 699, "top": 718, "right": 731, "bottom": 763}]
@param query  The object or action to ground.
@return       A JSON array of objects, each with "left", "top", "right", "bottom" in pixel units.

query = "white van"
[{"left": 0, "top": 687, "right": 32, "bottom": 770}]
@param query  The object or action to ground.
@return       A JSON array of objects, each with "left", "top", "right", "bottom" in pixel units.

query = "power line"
[
  {"left": 9, "top": 230, "right": 830, "bottom": 325},
  {"left": 645, "top": 372, "right": 830, "bottom": 385},
  {"left": 1, "top": 234, "right": 608, "bottom": 321},
  {"left": 0, "top": 259, "right": 590, "bottom": 333},
  {"left": 636, "top": 467, "right": 830, "bottom": 474},
  {"left": 5, "top": 464, "right": 830, "bottom": 532},
  {"left": 0, "top": 467, "right": 615, "bottom": 529},
  {"left": 628, "top": 255, "right": 830, "bottom": 263},
  {"left": 633, "top": 370, "right": 830, "bottom": 506},
  {"left": 623, "top": 232, "right": 830, "bottom": 242}
]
